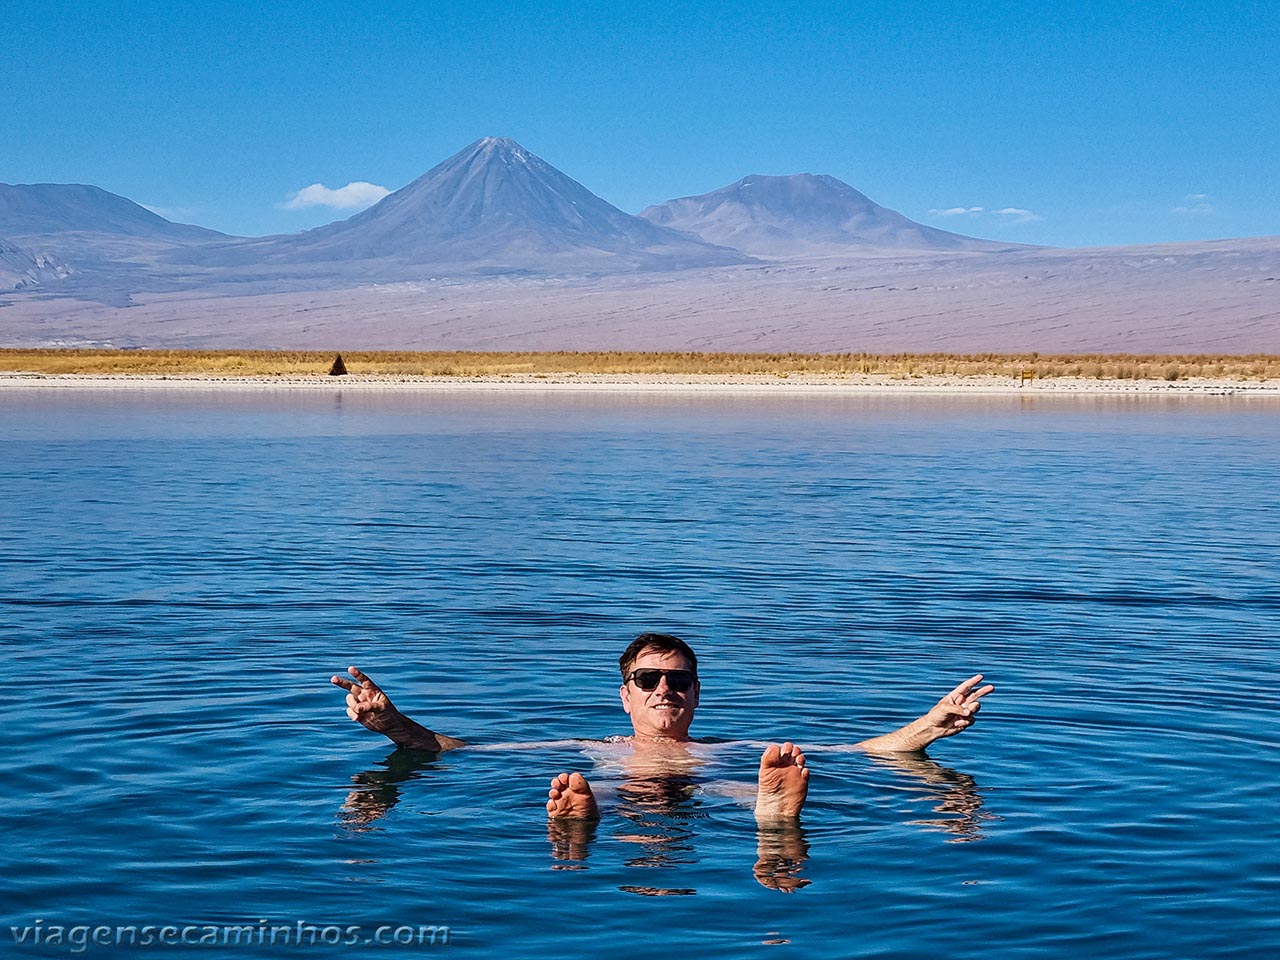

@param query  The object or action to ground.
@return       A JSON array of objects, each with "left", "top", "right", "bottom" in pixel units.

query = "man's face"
[{"left": 619, "top": 648, "right": 700, "bottom": 741}]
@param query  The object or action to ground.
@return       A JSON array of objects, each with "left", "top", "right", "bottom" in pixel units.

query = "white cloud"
[
  {"left": 929, "top": 205, "right": 1043, "bottom": 224},
  {"left": 1172, "top": 193, "right": 1214, "bottom": 215},
  {"left": 282, "top": 181, "right": 391, "bottom": 211},
  {"left": 993, "top": 207, "right": 1045, "bottom": 223}
]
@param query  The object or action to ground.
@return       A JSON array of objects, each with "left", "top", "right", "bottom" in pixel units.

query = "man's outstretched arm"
[
  {"left": 330, "top": 666, "right": 467, "bottom": 752},
  {"left": 854, "top": 674, "right": 994, "bottom": 755}
]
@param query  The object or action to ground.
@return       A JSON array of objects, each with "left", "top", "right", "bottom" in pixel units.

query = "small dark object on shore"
[{"left": 329, "top": 354, "right": 348, "bottom": 376}]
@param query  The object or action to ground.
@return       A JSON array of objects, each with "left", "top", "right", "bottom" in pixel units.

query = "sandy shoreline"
[{"left": 1, "top": 371, "right": 1277, "bottom": 397}]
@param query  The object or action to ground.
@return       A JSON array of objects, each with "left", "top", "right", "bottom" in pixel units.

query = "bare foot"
[
  {"left": 755, "top": 742, "right": 810, "bottom": 821},
  {"left": 546, "top": 772, "right": 600, "bottom": 820}
]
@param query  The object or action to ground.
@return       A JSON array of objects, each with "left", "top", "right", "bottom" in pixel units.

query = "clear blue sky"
[{"left": 5, "top": 0, "right": 1277, "bottom": 247}]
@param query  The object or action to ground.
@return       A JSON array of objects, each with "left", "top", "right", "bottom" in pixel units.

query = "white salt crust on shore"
[{"left": 0, "top": 372, "right": 1276, "bottom": 396}]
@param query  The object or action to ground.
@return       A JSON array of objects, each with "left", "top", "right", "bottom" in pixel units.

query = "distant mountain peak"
[
  {"left": 0, "top": 182, "right": 225, "bottom": 241},
  {"left": 450, "top": 137, "right": 538, "bottom": 170},
  {"left": 473, "top": 135, "right": 530, "bottom": 154},
  {"left": 739, "top": 172, "right": 846, "bottom": 188},
  {"left": 261, "top": 137, "right": 750, "bottom": 273},
  {"left": 640, "top": 173, "right": 1017, "bottom": 256}
]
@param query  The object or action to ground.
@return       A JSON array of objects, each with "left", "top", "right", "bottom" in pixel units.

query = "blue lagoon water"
[{"left": 2, "top": 387, "right": 1278, "bottom": 958}]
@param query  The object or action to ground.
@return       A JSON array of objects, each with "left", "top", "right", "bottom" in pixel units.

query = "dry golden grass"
[{"left": 1, "top": 348, "right": 1277, "bottom": 380}]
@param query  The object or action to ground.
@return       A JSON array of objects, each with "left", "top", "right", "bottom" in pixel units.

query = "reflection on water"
[
  {"left": 341, "top": 747, "right": 992, "bottom": 878},
  {"left": 338, "top": 749, "right": 445, "bottom": 830},
  {"left": 617, "top": 884, "right": 699, "bottom": 898},
  {"left": 547, "top": 817, "right": 598, "bottom": 868},
  {"left": 872, "top": 754, "right": 998, "bottom": 843},
  {"left": 609, "top": 763, "right": 713, "bottom": 896},
  {"left": 755, "top": 823, "right": 811, "bottom": 893},
  {"left": 614, "top": 775, "right": 703, "bottom": 869}
]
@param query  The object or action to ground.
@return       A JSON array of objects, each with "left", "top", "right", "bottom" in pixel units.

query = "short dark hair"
[{"left": 619, "top": 633, "right": 698, "bottom": 679}]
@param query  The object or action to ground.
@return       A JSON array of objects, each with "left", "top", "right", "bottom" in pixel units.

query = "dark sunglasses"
[{"left": 626, "top": 668, "right": 696, "bottom": 692}]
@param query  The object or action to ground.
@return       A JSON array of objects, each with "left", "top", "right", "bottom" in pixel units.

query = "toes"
[{"left": 766, "top": 743, "right": 805, "bottom": 767}]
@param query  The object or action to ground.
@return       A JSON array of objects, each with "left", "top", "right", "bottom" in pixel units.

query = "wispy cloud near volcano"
[{"left": 282, "top": 181, "right": 391, "bottom": 211}]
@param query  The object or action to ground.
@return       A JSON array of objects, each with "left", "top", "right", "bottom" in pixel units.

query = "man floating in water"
[{"left": 330, "top": 632, "right": 992, "bottom": 825}]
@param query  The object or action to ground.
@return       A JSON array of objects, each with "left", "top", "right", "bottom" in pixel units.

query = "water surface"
[{"left": 3, "top": 388, "right": 1278, "bottom": 957}]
